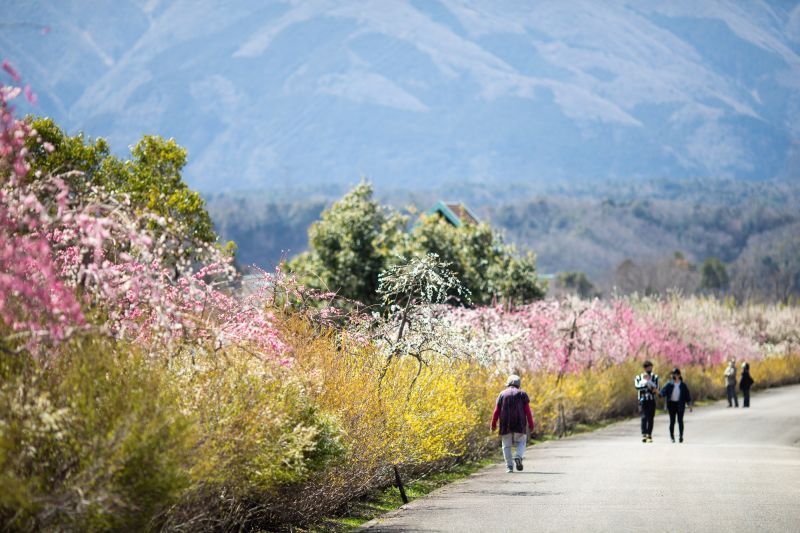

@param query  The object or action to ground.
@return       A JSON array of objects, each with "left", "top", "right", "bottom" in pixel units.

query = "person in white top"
[
  {"left": 724, "top": 360, "right": 738, "bottom": 407},
  {"left": 670, "top": 381, "right": 681, "bottom": 402},
  {"left": 660, "top": 368, "right": 693, "bottom": 443},
  {"left": 634, "top": 361, "right": 660, "bottom": 443}
]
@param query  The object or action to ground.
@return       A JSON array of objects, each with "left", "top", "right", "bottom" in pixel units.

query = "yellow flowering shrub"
[
  {"left": 3, "top": 312, "right": 797, "bottom": 531},
  {"left": 0, "top": 336, "right": 195, "bottom": 531},
  {"left": 275, "top": 317, "right": 495, "bottom": 520},
  {"left": 383, "top": 359, "right": 479, "bottom": 464}
]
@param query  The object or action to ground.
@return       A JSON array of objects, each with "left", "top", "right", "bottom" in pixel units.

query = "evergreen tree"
[
  {"left": 290, "top": 183, "right": 545, "bottom": 306},
  {"left": 700, "top": 257, "right": 730, "bottom": 294},
  {"left": 290, "top": 181, "right": 406, "bottom": 305}
]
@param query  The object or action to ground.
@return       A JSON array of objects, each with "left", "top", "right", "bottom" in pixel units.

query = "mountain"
[
  {"left": 486, "top": 178, "right": 800, "bottom": 281},
  {"left": 3, "top": 0, "right": 800, "bottom": 193}
]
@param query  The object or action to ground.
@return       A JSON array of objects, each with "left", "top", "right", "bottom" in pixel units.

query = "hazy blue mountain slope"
[
  {"left": 488, "top": 181, "right": 800, "bottom": 281},
  {"left": 2, "top": 0, "right": 800, "bottom": 192}
]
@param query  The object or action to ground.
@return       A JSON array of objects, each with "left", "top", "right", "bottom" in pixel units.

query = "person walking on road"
[
  {"left": 740, "top": 362, "right": 754, "bottom": 408},
  {"left": 491, "top": 374, "right": 535, "bottom": 473},
  {"left": 660, "top": 368, "right": 692, "bottom": 443},
  {"left": 724, "top": 360, "right": 738, "bottom": 407},
  {"left": 634, "top": 360, "right": 659, "bottom": 443}
]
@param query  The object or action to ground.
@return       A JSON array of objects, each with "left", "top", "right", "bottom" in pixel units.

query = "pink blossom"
[
  {"left": 2, "top": 60, "right": 21, "bottom": 83},
  {"left": 1, "top": 86, "right": 21, "bottom": 102},
  {"left": 23, "top": 85, "right": 37, "bottom": 105},
  {"left": 1, "top": 73, "right": 292, "bottom": 359},
  {"left": 444, "top": 296, "right": 767, "bottom": 375}
]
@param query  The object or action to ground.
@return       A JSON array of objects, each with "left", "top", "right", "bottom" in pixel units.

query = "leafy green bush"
[
  {"left": 152, "top": 350, "right": 346, "bottom": 530},
  {"left": 0, "top": 336, "right": 194, "bottom": 531},
  {"left": 289, "top": 182, "right": 545, "bottom": 306},
  {"left": 183, "top": 354, "right": 346, "bottom": 491},
  {"left": 0, "top": 336, "right": 348, "bottom": 532}
]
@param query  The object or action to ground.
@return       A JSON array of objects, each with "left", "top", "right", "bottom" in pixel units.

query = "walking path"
[{"left": 362, "top": 384, "right": 800, "bottom": 532}]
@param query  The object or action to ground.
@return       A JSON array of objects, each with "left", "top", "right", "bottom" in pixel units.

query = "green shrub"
[
  {"left": 160, "top": 351, "right": 346, "bottom": 530},
  {"left": 1, "top": 336, "right": 348, "bottom": 531},
  {"left": 0, "top": 336, "right": 194, "bottom": 531}
]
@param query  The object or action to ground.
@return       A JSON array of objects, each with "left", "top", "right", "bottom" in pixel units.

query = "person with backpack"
[
  {"left": 660, "top": 367, "right": 692, "bottom": 443},
  {"left": 740, "top": 362, "right": 755, "bottom": 407},
  {"left": 634, "top": 360, "right": 659, "bottom": 443},
  {"left": 724, "top": 359, "right": 738, "bottom": 407},
  {"left": 490, "top": 374, "right": 535, "bottom": 473}
]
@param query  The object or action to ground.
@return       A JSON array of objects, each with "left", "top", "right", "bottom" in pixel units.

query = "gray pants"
[
  {"left": 501, "top": 432, "right": 527, "bottom": 469},
  {"left": 727, "top": 384, "right": 738, "bottom": 406}
]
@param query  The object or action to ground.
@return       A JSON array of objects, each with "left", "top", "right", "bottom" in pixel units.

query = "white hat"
[{"left": 507, "top": 374, "right": 521, "bottom": 387}]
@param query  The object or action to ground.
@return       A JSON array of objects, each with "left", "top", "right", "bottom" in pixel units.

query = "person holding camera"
[
  {"left": 491, "top": 374, "right": 535, "bottom": 473},
  {"left": 660, "top": 367, "right": 693, "bottom": 443},
  {"left": 724, "top": 359, "right": 739, "bottom": 407},
  {"left": 634, "top": 360, "right": 659, "bottom": 443}
]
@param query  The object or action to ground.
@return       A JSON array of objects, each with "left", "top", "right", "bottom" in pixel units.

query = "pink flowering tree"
[
  {"left": 1, "top": 63, "right": 84, "bottom": 347},
  {"left": 0, "top": 61, "right": 287, "bottom": 360},
  {"left": 444, "top": 295, "right": 765, "bottom": 377}
]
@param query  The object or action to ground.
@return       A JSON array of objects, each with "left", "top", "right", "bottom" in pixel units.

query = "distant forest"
[{"left": 206, "top": 177, "right": 800, "bottom": 303}]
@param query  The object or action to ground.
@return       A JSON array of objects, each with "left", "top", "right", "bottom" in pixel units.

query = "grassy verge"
[
  {"left": 310, "top": 458, "right": 496, "bottom": 531},
  {"left": 550, "top": 416, "right": 626, "bottom": 439}
]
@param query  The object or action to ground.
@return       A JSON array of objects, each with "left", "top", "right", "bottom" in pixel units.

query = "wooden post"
[
  {"left": 557, "top": 401, "right": 569, "bottom": 438},
  {"left": 393, "top": 465, "right": 409, "bottom": 504}
]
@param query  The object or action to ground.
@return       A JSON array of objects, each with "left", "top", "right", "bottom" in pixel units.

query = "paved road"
[{"left": 363, "top": 384, "right": 800, "bottom": 532}]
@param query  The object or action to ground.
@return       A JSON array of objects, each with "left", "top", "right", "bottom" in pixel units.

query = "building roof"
[{"left": 427, "top": 201, "right": 480, "bottom": 227}]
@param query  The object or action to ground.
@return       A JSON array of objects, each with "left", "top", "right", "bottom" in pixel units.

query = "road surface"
[{"left": 362, "top": 384, "right": 800, "bottom": 532}]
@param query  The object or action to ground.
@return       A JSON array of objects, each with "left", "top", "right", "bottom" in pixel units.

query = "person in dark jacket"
[
  {"left": 740, "top": 362, "right": 755, "bottom": 407},
  {"left": 660, "top": 367, "right": 692, "bottom": 443},
  {"left": 634, "top": 360, "right": 659, "bottom": 442},
  {"left": 491, "top": 374, "right": 535, "bottom": 473}
]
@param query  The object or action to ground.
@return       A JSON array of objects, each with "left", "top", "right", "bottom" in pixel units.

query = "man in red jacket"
[{"left": 491, "top": 374, "right": 535, "bottom": 473}]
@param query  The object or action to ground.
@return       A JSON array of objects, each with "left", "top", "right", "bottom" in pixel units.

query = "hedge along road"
[{"left": 361, "top": 384, "right": 800, "bottom": 533}]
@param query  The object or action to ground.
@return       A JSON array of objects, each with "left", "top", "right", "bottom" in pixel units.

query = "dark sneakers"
[{"left": 515, "top": 457, "right": 523, "bottom": 471}]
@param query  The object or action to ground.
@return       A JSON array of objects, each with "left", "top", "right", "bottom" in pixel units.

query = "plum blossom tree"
[
  {"left": 443, "top": 295, "right": 764, "bottom": 378},
  {"left": 0, "top": 61, "right": 285, "bottom": 360},
  {"left": 1, "top": 68, "right": 84, "bottom": 348},
  {"left": 372, "top": 254, "right": 475, "bottom": 382}
]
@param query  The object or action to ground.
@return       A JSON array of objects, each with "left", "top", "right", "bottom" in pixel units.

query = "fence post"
[{"left": 393, "top": 465, "right": 409, "bottom": 504}]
